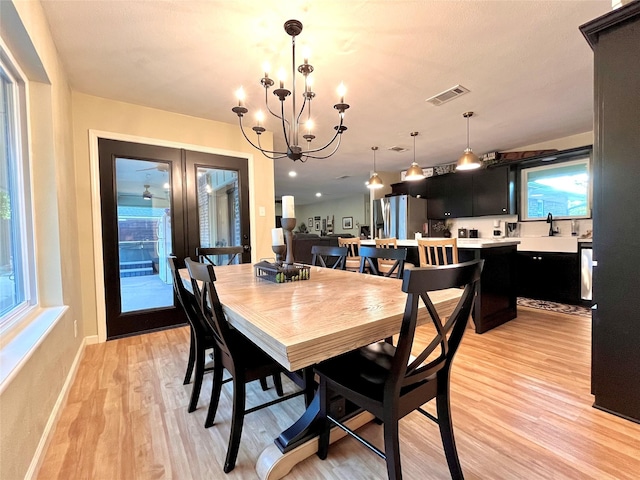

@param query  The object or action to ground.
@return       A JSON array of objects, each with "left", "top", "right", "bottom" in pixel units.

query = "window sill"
[{"left": 0, "top": 306, "right": 68, "bottom": 394}]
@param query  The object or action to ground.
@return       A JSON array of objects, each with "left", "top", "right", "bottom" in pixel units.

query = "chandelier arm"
[
  {"left": 279, "top": 99, "right": 293, "bottom": 150},
  {"left": 255, "top": 133, "right": 288, "bottom": 159},
  {"left": 296, "top": 95, "right": 309, "bottom": 126},
  {"left": 264, "top": 87, "right": 289, "bottom": 127},
  {"left": 237, "top": 117, "right": 287, "bottom": 156},
  {"left": 259, "top": 150, "right": 288, "bottom": 160},
  {"left": 302, "top": 114, "right": 344, "bottom": 154},
  {"left": 303, "top": 135, "right": 343, "bottom": 159}
]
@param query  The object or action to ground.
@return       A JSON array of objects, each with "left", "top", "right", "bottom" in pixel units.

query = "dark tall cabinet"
[{"left": 581, "top": 1, "right": 640, "bottom": 423}]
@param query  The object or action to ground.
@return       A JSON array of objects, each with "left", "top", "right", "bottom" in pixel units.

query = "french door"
[{"left": 98, "top": 139, "right": 250, "bottom": 339}]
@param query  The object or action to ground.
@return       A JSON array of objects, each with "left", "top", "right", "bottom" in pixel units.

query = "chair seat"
[
  {"left": 225, "top": 330, "right": 283, "bottom": 379},
  {"left": 314, "top": 342, "right": 435, "bottom": 406}
]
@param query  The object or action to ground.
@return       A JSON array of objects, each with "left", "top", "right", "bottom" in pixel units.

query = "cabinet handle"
[{"left": 502, "top": 208, "right": 506, "bottom": 212}]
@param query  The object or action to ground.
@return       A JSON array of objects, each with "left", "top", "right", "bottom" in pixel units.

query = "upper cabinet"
[
  {"left": 472, "top": 166, "right": 515, "bottom": 216},
  {"left": 390, "top": 178, "right": 428, "bottom": 198},
  {"left": 427, "top": 172, "right": 473, "bottom": 218},
  {"left": 424, "top": 165, "right": 514, "bottom": 219}
]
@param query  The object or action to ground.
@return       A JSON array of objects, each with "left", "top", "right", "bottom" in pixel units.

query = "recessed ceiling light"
[
  {"left": 316, "top": 192, "right": 322, "bottom": 197},
  {"left": 288, "top": 171, "right": 297, "bottom": 177}
]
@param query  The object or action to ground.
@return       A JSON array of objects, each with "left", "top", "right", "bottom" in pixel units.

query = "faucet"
[{"left": 546, "top": 212, "right": 555, "bottom": 236}]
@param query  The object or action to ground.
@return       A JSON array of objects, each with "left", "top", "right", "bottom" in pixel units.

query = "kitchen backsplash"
[{"left": 445, "top": 215, "right": 593, "bottom": 239}]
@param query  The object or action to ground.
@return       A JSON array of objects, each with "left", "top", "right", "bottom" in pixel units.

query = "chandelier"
[{"left": 232, "top": 20, "right": 350, "bottom": 162}]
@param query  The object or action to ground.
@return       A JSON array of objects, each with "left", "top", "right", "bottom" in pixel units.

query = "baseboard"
[{"left": 24, "top": 336, "right": 88, "bottom": 479}]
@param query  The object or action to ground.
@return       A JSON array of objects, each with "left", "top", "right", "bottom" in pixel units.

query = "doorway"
[{"left": 98, "top": 139, "right": 250, "bottom": 339}]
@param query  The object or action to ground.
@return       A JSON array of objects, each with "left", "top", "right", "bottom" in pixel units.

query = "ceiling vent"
[
  {"left": 426, "top": 84, "right": 470, "bottom": 106},
  {"left": 335, "top": 175, "right": 351, "bottom": 180},
  {"left": 388, "top": 146, "right": 408, "bottom": 153}
]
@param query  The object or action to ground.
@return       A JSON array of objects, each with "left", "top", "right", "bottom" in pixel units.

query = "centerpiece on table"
[{"left": 253, "top": 195, "right": 310, "bottom": 283}]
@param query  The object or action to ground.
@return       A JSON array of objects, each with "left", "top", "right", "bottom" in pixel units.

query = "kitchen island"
[{"left": 362, "top": 238, "right": 520, "bottom": 333}]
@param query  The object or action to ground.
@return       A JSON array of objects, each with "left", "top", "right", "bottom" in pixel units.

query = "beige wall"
[
  {"left": 296, "top": 194, "right": 369, "bottom": 236},
  {"left": 71, "top": 93, "right": 275, "bottom": 337},
  {"left": 1, "top": 1, "right": 81, "bottom": 479},
  {"left": 1, "top": 2, "right": 276, "bottom": 477}
]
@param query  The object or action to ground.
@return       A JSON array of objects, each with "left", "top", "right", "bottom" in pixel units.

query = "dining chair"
[
  {"left": 196, "top": 246, "right": 245, "bottom": 266},
  {"left": 338, "top": 237, "right": 362, "bottom": 272},
  {"left": 168, "top": 255, "right": 219, "bottom": 413},
  {"left": 185, "top": 258, "right": 305, "bottom": 473},
  {"left": 358, "top": 245, "right": 408, "bottom": 279},
  {"left": 314, "top": 259, "right": 483, "bottom": 480},
  {"left": 311, "top": 245, "right": 348, "bottom": 269},
  {"left": 375, "top": 238, "right": 399, "bottom": 276},
  {"left": 417, "top": 238, "right": 459, "bottom": 266}
]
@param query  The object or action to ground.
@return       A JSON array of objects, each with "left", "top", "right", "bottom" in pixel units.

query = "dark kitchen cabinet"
[
  {"left": 516, "top": 252, "right": 580, "bottom": 304},
  {"left": 426, "top": 173, "right": 472, "bottom": 218},
  {"left": 581, "top": 3, "right": 640, "bottom": 422},
  {"left": 390, "top": 178, "right": 428, "bottom": 197},
  {"left": 425, "top": 166, "right": 513, "bottom": 219},
  {"left": 472, "top": 166, "right": 514, "bottom": 216}
]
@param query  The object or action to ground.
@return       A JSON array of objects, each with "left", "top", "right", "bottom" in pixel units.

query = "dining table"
[{"left": 180, "top": 262, "right": 462, "bottom": 479}]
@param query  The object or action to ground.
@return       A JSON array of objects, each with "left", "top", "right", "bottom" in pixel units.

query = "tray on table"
[{"left": 254, "top": 261, "right": 310, "bottom": 283}]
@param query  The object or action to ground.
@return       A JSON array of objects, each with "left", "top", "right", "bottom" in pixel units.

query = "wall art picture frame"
[
  {"left": 308, "top": 218, "right": 313, "bottom": 229},
  {"left": 315, "top": 221, "right": 321, "bottom": 231},
  {"left": 342, "top": 216, "right": 353, "bottom": 229}
]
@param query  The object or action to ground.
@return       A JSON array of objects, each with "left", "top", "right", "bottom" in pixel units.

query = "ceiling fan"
[{"left": 135, "top": 164, "right": 169, "bottom": 172}]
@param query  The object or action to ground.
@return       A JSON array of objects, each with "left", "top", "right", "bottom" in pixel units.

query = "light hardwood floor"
[{"left": 37, "top": 307, "right": 640, "bottom": 479}]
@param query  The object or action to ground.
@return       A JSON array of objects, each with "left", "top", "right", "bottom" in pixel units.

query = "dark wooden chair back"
[
  {"left": 311, "top": 245, "right": 348, "bottom": 270},
  {"left": 314, "top": 259, "right": 484, "bottom": 479},
  {"left": 393, "top": 260, "right": 482, "bottom": 390},
  {"left": 168, "top": 255, "right": 215, "bottom": 412},
  {"left": 358, "top": 245, "right": 407, "bottom": 278},
  {"left": 168, "top": 255, "right": 209, "bottom": 336},
  {"left": 184, "top": 258, "right": 305, "bottom": 473},
  {"left": 196, "top": 246, "right": 245, "bottom": 266},
  {"left": 185, "top": 258, "right": 233, "bottom": 358}
]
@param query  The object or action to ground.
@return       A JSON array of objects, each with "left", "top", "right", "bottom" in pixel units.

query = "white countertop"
[
  {"left": 363, "top": 236, "right": 592, "bottom": 252},
  {"left": 361, "top": 238, "right": 520, "bottom": 249}
]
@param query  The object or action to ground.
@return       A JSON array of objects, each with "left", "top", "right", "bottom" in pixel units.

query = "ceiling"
[{"left": 39, "top": 0, "right": 610, "bottom": 205}]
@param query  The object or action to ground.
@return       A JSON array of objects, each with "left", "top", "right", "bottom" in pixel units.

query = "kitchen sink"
[{"left": 515, "top": 236, "right": 578, "bottom": 253}]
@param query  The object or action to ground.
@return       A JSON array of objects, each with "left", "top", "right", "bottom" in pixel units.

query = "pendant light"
[
  {"left": 456, "top": 111, "right": 482, "bottom": 171},
  {"left": 405, "top": 132, "right": 424, "bottom": 181},
  {"left": 367, "top": 146, "right": 383, "bottom": 189}
]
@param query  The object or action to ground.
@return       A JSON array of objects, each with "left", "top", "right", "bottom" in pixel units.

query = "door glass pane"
[
  {"left": 196, "top": 167, "right": 240, "bottom": 264},
  {"left": 116, "top": 158, "right": 173, "bottom": 312}
]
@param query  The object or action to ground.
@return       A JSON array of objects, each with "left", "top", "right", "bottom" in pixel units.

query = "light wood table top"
[{"left": 181, "top": 263, "right": 462, "bottom": 371}]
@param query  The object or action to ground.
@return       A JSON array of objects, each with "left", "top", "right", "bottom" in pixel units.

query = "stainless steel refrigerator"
[{"left": 375, "top": 195, "right": 428, "bottom": 239}]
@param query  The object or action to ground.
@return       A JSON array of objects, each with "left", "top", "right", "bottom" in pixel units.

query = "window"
[
  {"left": 0, "top": 52, "right": 33, "bottom": 329},
  {"left": 520, "top": 157, "right": 591, "bottom": 221}
]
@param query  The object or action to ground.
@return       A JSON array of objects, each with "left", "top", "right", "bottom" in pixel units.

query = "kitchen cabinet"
[
  {"left": 390, "top": 178, "right": 428, "bottom": 197},
  {"left": 424, "top": 166, "right": 513, "bottom": 219},
  {"left": 426, "top": 172, "right": 472, "bottom": 218},
  {"left": 472, "top": 166, "right": 514, "bottom": 216},
  {"left": 581, "top": 3, "right": 640, "bottom": 422},
  {"left": 516, "top": 252, "right": 580, "bottom": 304}
]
